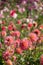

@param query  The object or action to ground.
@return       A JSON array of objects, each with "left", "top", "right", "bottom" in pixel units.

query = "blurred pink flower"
[
  {"left": 17, "top": 20, "right": 21, "bottom": 24},
  {"left": 33, "top": 29, "right": 41, "bottom": 36},
  {"left": 5, "top": 59, "right": 13, "bottom": 65},
  {"left": 29, "top": 33, "right": 38, "bottom": 42},
  {"left": 2, "top": 26, "right": 6, "bottom": 31},
  {"left": 3, "top": 51, "right": 9, "bottom": 61},
  {"left": 1, "top": 31, "right": 6, "bottom": 37},
  {"left": 21, "top": 39, "right": 29, "bottom": 50},
  {"left": 10, "top": 10, "right": 17, "bottom": 19},
  {"left": 16, "top": 47, "right": 23, "bottom": 54},
  {"left": 4, "top": 36, "right": 14, "bottom": 46},
  {"left": 14, "top": 31, "right": 20, "bottom": 37}
]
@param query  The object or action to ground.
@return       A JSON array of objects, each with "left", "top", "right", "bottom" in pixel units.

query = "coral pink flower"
[
  {"left": 40, "top": 54, "right": 43, "bottom": 65},
  {"left": 10, "top": 10, "right": 17, "bottom": 19},
  {"left": 1, "top": 31, "right": 6, "bottom": 37},
  {"left": 21, "top": 39, "right": 29, "bottom": 50},
  {"left": 5, "top": 59, "right": 13, "bottom": 65},
  {"left": 33, "top": 29, "right": 41, "bottom": 36},
  {"left": 16, "top": 47, "right": 23, "bottom": 54},
  {"left": 4, "top": 36, "right": 14, "bottom": 46},
  {"left": 29, "top": 33, "right": 38, "bottom": 42}
]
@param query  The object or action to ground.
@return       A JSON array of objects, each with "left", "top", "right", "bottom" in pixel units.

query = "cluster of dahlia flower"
[
  {"left": 0, "top": 19, "right": 43, "bottom": 65},
  {"left": 0, "top": 0, "right": 43, "bottom": 65}
]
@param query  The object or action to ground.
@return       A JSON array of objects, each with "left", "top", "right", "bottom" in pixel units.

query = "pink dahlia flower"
[
  {"left": 4, "top": 36, "right": 14, "bottom": 46},
  {"left": 29, "top": 33, "right": 38, "bottom": 42}
]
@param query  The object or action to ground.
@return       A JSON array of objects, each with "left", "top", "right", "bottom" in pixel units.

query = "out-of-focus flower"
[
  {"left": 18, "top": 7, "right": 25, "bottom": 13},
  {"left": 7, "top": 47, "right": 14, "bottom": 56},
  {"left": 10, "top": 10, "right": 17, "bottom": 19},
  {"left": 17, "top": 20, "right": 21, "bottom": 24},
  {"left": 28, "top": 22, "right": 33, "bottom": 28},
  {"left": 1, "top": 31, "right": 6, "bottom": 37},
  {"left": 21, "top": 39, "right": 29, "bottom": 50},
  {"left": 3, "top": 51, "right": 9, "bottom": 61},
  {"left": 13, "top": 31, "right": 20, "bottom": 38},
  {"left": 16, "top": 47, "right": 23, "bottom": 54},
  {"left": 5, "top": 59, "right": 13, "bottom": 65},
  {"left": 29, "top": 33, "right": 38, "bottom": 42},
  {"left": 8, "top": 25, "right": 13, "bottom": 31},
  {"left": 33, "top": 29, "right": 41, "bottom": 36},
  {"left": 4, "top": 36, "right": 14, "bottom": 46},
  {"left": 1, "top": 26, "right": 6, "bottom": 31}
]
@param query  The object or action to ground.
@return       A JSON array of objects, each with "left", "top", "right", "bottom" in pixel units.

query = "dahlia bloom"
[
  {"left": 1, "top": 31, "right": 6, "bottom": 37},
  {"left": 4, "top": 36, "right": 14, "bottom": 46},
  {"left": 29, "top": 33, "right": 38, "bottom": 42},
  {"left": 20, "top": 39, "right": 29, "bottom": 50}
]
